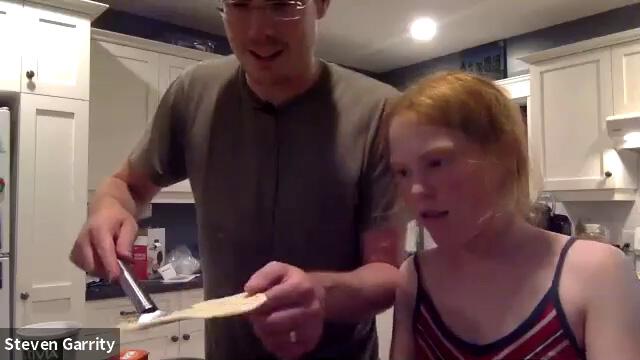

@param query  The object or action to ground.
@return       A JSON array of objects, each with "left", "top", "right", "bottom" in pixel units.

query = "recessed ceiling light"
[{"left": 409, "top": 17, "right": 437, "bottom": 42}]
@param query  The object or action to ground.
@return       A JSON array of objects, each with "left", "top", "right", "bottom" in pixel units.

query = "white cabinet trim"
[
  {"left": 496, "top": 74, "right": 530, "bottom": 104},
  {"left": 612, "top": 39, "right": 640, "bottom": 116},
  {"left": 92, "top": 29, "right": 225, "bottom": 62},
  {"left": 27, "top": 0, "right": 107, "bottom": 20},
  {"left": 521, "top": 28, "right": 640, "bottom": 65}
]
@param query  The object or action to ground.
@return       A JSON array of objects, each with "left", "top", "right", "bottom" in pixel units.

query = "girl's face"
[{"left": 389, "top": 112, "right": 509, "bottom": 248}]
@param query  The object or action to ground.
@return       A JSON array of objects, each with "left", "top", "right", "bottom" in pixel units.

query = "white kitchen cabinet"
[
  {"left": 122, "top": 335, "right": 180, "bottom": 360},
  {"left": 21, "top": 2, "right": 90, "bottom": 100},
  {"left": 528, "top": 47, "right": 637, "bottom": 200},
  {"left": 88, "top": 40, "right": 159, "bottom": 191},
  {"left": 89, "top": 30, "right": 221, "bottom": 202},
  {"left": 14, "top": 94, "right": 89, "bottom": 326},
  {"left": 178, "top": 328, "right": 205, "bottom": 359},
  {"left": 159, "top": 54, "right": 198, "bottom": 97},
  {"left": 376, "top": 308, "right": 393, "bottom": 360},
  {"left": 158, "top": 54, "right": 198, "bottom": 195},
  {"left": 0, "top": 0, "right": 23, "bottom": 92},
  {"left": 495, "top": 75, "right": 539, "bottom": 201},
  {"left": 86, "top": 289, "right": 205, "bottom": 358},
  {"left": 612, "top": 39, "right": 640, "bottom": 115},
  {"left": 177, "top": 289, "right": 206, "bottom": 358},
  {"left": 85, "top": 293, "right": 177, "bottom": 343}
]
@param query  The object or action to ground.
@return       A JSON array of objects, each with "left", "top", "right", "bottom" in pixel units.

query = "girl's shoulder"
[{"left": 558, "top": 236, "right": 637, "bottom": 324}]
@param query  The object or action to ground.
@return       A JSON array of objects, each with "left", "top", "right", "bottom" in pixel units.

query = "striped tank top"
[{"left": 413, "top": 237, "right": 586, "bottom": 359}]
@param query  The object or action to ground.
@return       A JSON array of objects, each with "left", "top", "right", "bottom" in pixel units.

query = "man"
[{"left": 71, "top": 0, "right": 401, "bottom": 359}]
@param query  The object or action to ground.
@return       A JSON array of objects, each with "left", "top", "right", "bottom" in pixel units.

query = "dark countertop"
[{"left": 86, "top": 276, "right": 203, "bottom": 301}]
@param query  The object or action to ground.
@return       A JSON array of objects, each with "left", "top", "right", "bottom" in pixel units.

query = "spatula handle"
[{"left": 117, "top": 259, "right": 158, "bottom": 314}]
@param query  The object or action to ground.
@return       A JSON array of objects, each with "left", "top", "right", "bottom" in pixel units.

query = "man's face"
[{"left": 221, "top": 0, "right": 329, "bottom": 85}]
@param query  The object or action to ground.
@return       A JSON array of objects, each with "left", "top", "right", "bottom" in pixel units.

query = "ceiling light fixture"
[{"left": 409, "top": 17, "right": 437, "bottom": 42}]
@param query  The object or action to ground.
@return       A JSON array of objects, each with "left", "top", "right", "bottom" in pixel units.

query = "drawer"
[
  {"left": 85, "top": 293, "right": 179, "bottom": 343},
  {"left": 178, "top": 289, "right": 205, "bottom": 334},
  {"left": 180, "top": 289, "right": 204, "bottom": 307}
]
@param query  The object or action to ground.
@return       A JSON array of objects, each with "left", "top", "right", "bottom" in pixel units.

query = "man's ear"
[{"left": 315, "top": 0, "right": 331, "bottom": 19}]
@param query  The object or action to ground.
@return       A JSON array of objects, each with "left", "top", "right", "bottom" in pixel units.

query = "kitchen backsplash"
[
  {"left": 138, "top": 203, "right": 199, "bottom": 259},
  {"left": 556, "top": 201, "right": 639, "bottom": 270}
]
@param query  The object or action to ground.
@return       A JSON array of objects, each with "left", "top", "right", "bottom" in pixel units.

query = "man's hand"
[
  {"left": 70, "top": 163, "right": 160, "bottom": 281},
  {"left": 245, "top": 262, "right": 325, "bottom": 360},
  {"left": 69, "top": 197, "right": 138, "bottom": 281}
]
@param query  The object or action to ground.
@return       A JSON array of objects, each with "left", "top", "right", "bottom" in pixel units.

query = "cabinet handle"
[
  {"left": 183, "top": 334, "right": 191, "bottom": 341},
  {"left": 20, "top": 292, "right": 29, "bottom": 300},
  {"left": 605, "top": 171, "right": 613, "bottom": 178},
  {"left": 119, "top": 310, "right": 137, "bottom": 316},
  {"left": 171, "top": 335, "right": 179, "bottom": 343},
  {"left": 26, "top": 70, "right": 35, "bottom": 80}
]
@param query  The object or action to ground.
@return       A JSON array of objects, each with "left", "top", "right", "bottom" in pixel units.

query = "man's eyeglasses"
[{"left": 218, "top": 0, "right": 310, "bottom": 21}]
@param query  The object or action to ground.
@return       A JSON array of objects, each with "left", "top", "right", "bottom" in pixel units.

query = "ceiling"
[{"left": 100, "top": 0, "right": 639, "bottom": 72}]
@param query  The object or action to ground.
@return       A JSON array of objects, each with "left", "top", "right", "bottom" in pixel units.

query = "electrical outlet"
[{"left": 633, "top": 227, "right": 640, "bottom": 253}]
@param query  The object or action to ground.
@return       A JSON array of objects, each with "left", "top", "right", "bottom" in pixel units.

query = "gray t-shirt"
[{"left": 130, "top": 56, "right": 399, "bottom": 360}]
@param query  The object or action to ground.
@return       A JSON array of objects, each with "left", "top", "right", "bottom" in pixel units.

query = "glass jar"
[{"left": 577, "top": 223, "right": 608, "bottom": 242}]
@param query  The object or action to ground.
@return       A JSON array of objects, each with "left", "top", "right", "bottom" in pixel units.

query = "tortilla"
[{"left": 120, "top": 292, "right": 267, "bottom": 331}]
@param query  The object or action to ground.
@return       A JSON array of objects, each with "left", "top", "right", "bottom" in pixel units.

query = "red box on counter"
[{"left": 132, "top": 241, "right": 148, "bottom": 281}]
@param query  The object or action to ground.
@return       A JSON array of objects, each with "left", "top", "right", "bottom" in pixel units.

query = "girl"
[{"left": 388, "top": 72, "right": 640, "bottom": 360}]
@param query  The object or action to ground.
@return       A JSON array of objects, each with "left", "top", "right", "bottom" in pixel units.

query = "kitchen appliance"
[
  {"left": 528, "top": 193, "right": 572, "bottom": 236},
  {"left": 147, "top": 228, "right": 166, "bottom": 278},
  {"left": 0, "top": 107, "right": 11, "bottom": 329},
  {"left": 606, "top": 112, "right": 640, "bottom": 150}
]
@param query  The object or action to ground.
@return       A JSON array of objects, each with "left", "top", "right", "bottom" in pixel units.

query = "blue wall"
[{"left": 379, "top": 3, "right": 640, "bottom": 89}]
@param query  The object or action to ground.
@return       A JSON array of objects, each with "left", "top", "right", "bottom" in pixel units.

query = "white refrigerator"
[{"left": 0, "top": 107, "right": 11, "bottom": 329}]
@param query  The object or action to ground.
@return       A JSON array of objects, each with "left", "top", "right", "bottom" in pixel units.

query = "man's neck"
[{"left": 246, "top": 60, "right": 322, "bottom": 106}]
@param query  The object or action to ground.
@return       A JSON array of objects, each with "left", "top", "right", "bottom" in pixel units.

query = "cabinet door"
[
  {"left": 14, "top": 95, "right": 88, "bottom": 326},
  {"left": 178, "top": 289, "right": 205, "bottom": 358},
  {"left": 612, "top": 39, "right": 640, "bottom": 115},
  {"left": 89, "top": 41, "right": 159, "bottom": 190},
  {"left": 530, "top": 48, "right": 634, "bottom": 192},
  {"left": 121, "top": 336, "right": 180, "bottom": 360},
  {"left": 0, "top": 0, "right": 22, "bottom": 92},
  {"left": 376, "top": 308, "right": 393, "bottom": 360},
  {"left": 21, "top": 3, "right": 90, "bottom": 100},
  {"left": 85, "top": 294, "right": 177, "bottom": 344},
  {"left": 179, "top": 328, "right": 205, "bottom": 359},
  {"left": 158, "top": 54, "right": 198, "bottom": 97},
  {"left": 158, "top": 54, "right": 198, "bottom": 194}
]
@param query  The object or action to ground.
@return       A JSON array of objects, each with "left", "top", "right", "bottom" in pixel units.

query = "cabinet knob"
[
  {"left": 605, "top": 171, "right": 613, "bottom": 178},
  {"left": 171, "top": 335, "right": 179, "bottom": 343},
  {"left": 183, "top": 334, "right": 191, "bottom": 341},
  {"left": 20, "top": 292, "right": 29, "bottom": 300},
  {"left": 26, "top": 70, "right": 35, "bottom": 80}
]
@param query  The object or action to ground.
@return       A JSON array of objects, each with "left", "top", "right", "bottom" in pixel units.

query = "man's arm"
[
  {"left": 244, "top": 226, "right": 402, "bottom": 359},
  {"left": 93, "top": 160, "right": 160, "bottom": 217},
  {"left": 309, "top": 225, "right": 402, "bottom": 322},
  {"left": 70, "top": 161, "right": 160, "bottom": 281},
  {"left": 71, "top": 72, "right": 187, "bottom": 281},
  {"left": 584, "top": 245, "right": 640, "bottom": 360}
]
